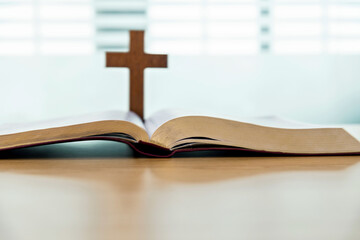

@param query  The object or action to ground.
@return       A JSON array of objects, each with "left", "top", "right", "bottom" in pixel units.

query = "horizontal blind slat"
[{"left": 94, "top": 0, "right": 147, "bottom": 51}]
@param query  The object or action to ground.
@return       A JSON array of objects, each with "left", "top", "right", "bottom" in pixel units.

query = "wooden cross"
[{"left": 106, "top": 30, "right": 168, "bottom": 120}]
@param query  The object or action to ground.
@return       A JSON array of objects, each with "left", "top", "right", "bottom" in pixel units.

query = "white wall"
[{"left": 0, "top": 55, "right": 359, "bottom": 124}]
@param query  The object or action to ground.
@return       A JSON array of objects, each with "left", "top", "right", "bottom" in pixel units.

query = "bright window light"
[
  {"left": 274, "top": 23, "right": 322, "bottom": 37},
  {"left": 207, "top": 22, "right": 258, "bottom": 38},
  {"left": 274, "top": 5, "right": 323, "bottom": 19},
  {"left": 39, "top": 5, "right": 93, "bottom": 20},
  {"left": 40, "top": 41, "right": 94, "bottom": 55},
  {"left": 207, "top": 40, "right": 258, "bottom": 55},
  {"left": 328, "top": 40, "right": 360, "bottom": 54},
  {"left": 0, "top": 24, "right": 34, "bottom": 38},
  {"left": 206, "top": 5, "right": 257, "bottom": 20},
  {"left": 148, "top": 23, "right": 202, "bottom": 38},
  {"left": 148, "top": 40, "right": 202, "bottom": 54},
  {"left": 273, "top": 40, "right": 323, "bottom": 54},
  {"left": 0, "top": 5, "right": 34, "bottom": 20},
  {"left": 328, "top": 6, "right": 360, "bottom": 19},
  {"left": 209, "top": 0, "right": 256, "bottom": 2},
  {"left": 40, "top": 24, "right": 94, "bottom": 38},
  {"left": 0, "top": 41, "right": 34, "bottom": 55},
  {"left": 329, "top": 23, "right": 360, "bottom": 36},
  {"left": 148, "top": 6, "right": 202, "bottom": 20}
]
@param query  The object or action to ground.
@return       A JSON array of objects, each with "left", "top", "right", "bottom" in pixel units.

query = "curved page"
[{"left": 0, "top": 111, "right": 148, "bottom": 150}]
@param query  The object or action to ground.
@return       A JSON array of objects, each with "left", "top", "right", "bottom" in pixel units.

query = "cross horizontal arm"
[
  {"left": 106, "top": 52, "right": 133, "bottom": 68},
  {"left": 144, "top": 54, "right": 168, "bottom": 68}
]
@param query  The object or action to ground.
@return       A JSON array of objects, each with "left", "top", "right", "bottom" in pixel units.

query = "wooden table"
[{"left": 1, "top": 141, "right": 360, "bottom": 240}]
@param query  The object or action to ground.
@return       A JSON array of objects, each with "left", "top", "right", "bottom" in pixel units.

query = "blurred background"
[{"left": 0, "top": 0, "right": 360, "bottom": 124}]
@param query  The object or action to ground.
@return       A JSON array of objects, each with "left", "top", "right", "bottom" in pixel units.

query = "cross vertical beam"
[
  {"left": 106, "top": 30, "right": 168, "bottom": 120},
  {"left": 129, "top": 67, "right": 144, "bottom": 121}
]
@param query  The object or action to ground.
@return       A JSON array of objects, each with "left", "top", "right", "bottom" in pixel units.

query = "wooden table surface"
[{"left": 1, "top": 141, "right": 360, "bottom": 240}]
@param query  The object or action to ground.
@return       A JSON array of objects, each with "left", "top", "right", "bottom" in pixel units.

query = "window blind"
[
  {"left": 0, "top": 0, "right": 94, "bottom": 55},
  {"left": 0, "top": 0, "right": 147, "bottom": 55},
  {"left": 327, "top": 0, "right": 360, "bottom": 54},
  {"left": 148, "top": 0, "right": 360, "bottom": 55},
  {"left": 272, "top": 0, "right": 360, "bottom": 54},
  {"left": 1, "top": 0, "right": 360, "bottom": 55},
  {"left": 147, "top": 0, "right": 259, "bottom": 55},
  {"left": 94, "top": 0, "right": 147, "bottom": 51}
]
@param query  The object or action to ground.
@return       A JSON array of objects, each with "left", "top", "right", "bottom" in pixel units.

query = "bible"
[{"left": 0, "top": 109, "right": 360, "bottom": 157}]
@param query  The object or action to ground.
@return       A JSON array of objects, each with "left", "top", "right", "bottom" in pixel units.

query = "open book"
[{"left": 1, "top": 110, "right": 360, "bottom": 157}]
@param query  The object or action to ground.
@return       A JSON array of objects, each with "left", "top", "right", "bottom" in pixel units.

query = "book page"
[
  {"left": 148, "top": 109, "right": 360, "bottom": 154},
  {"left": 145, "top": 109, "right": 319, "bottom": 138},
  {"left": 0, "top": 111, "right": 144, "bottom": 136},
  {"left": 0, "top": 111, "right": 149, "bottom": 151},
  {"left": 145, "top": 109, "right": 192, "bottom": 137}
]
